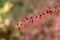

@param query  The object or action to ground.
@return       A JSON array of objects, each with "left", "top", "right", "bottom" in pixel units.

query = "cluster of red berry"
[{"left": 16, "top": 7, "right": 59, "bottom": 27}]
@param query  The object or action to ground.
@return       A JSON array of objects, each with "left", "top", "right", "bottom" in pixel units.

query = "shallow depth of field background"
[{"left": 0, "top": 0, "right": 60, "bottom": 40}]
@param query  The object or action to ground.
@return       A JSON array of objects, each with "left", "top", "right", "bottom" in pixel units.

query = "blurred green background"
[{"left": 0, "top": 0, "right": 48, "bottom": 40}]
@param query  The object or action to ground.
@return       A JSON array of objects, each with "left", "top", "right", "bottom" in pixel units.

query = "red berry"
[
  {"left": 35, "top": 15, "right": 38, "bottom": 19},
  {"left": 25, "top": 17, "right": 29, "bottom": 20},
  {"left": 42, "top": 13, "right": 45, "bottom": 15},
  {"left": 54, "top": 9, "right": 59, "bottom": 13},
  {"left": 16, "top": 22, "right": 19, "bottom": 26},
  {"left": 46, "top": 10, "right": 49, "bottom": 14},
  {"left": 29, "top": 19, "right": 34, "bottom": 23},
  {"left": 49, "top": 10, "right": 52, "bottom": 13},
  {"left": 20, "top": 22, "right": 23, "bottom": 26},
  {"left": 30, "top": 16, "right": 33, "bottom": 19},
  {"left": 39, "top": 14, "right": 41, "bottom": 19}
]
